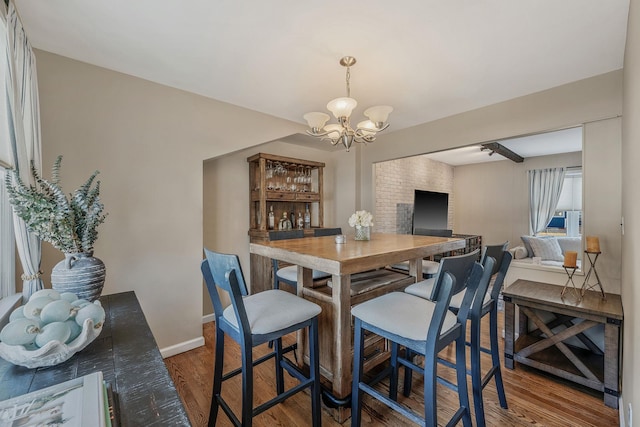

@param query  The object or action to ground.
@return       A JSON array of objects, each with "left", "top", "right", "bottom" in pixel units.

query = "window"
[{"left": 547, "top": 168, "right": 582, "bottom": 237}]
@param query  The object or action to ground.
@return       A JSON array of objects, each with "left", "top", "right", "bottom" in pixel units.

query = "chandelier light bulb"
[
  {"left": 326, "top": 97, "right": 357, "bottom": 119},
  {"left": 364, "top": 106, "right": 393, "bottom": 127},
  {"left": 356, "top": 120, "right": 377, "bottom": 136},
  {"left": 303, "top": 112, "right": 330, "bottom": 131},
  {"left": 324, "top": 124, "right": 342, "bottom": 140}
]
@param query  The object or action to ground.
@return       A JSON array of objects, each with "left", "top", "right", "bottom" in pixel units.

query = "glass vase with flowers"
[{"left": 348, "top": 210, "right": 373, "bottom": 241}]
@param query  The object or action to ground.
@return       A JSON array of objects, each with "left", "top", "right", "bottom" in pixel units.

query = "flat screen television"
[{"left": 412, "top": 190, "right": 449, "bottom": 233}]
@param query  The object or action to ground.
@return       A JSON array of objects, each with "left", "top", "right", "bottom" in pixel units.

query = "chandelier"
[{"left": 303, "top": 56, "right": 393, "bottom": 152}]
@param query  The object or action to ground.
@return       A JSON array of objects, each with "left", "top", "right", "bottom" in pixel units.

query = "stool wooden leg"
[
  {"left": 241, "top": 340, "right": 254, "bottom": 427},
  {"left": 351, "top": 319, "right": 365, "bottom": 427},
  {"left": 309, "top": 318, "right": 321, "bottom": 427},
  {"left": 455, "top": 336, "right": 473, "bottom": 427},
  {"left": 274, "top": 337, "right": 284, "bottom": 395},
  {"left": 490, "top": 307, "right": 508, "bottom": 409},
  {"left": 471, "top": 316, "right": 486, "bottom": 427},
  {"left": 402, "top": 348, "right": 413, "bottom": 398},
  {"left": 423, "top": 345, "right": 438, "bottom": 426},
  {"left": 389, "top": 342, "right": 400, "bottom": 401},
  {"left": 209, "top": 328, "right": 225, "bottom": 427}
]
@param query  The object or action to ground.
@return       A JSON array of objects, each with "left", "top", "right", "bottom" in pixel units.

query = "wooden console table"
[
  {"left": 0, "top": 291, "right": 190, "bottom": 426},
  {"left": 503, "top": 279, "right": 623, "bottom": 408}
]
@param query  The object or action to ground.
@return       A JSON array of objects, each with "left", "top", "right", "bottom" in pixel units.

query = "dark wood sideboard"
[{"left": 0, "top": 291, "right": 190, "bottom": 426}]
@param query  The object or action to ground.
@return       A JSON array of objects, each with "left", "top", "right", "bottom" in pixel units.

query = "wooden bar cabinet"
[{"left": 247, "top": 153, "right": 326, "bottom": 294}]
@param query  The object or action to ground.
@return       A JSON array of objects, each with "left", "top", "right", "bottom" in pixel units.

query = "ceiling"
[
  {"left": 424, "top": 126, "right": 584, "bottom": 166},
  {"left": 15, "top": 1, "right": 629, "bottom": 138}
]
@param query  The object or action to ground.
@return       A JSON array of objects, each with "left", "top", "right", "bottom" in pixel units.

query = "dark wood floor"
[{"left": 165, "top": 310, "right": 619, "bottom": 426}]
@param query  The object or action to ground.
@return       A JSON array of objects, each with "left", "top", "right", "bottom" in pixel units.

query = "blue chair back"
[
  {"left": 314, "top": 228, "right": 342, "bottom": 237},
  {"left": 487, "top": 251, "right": 512, "bottom": 301},
  {"left": 430, "top": 249, "right": 480, "bottom": 300},
  {"left": 202, "top": 248, "right": 251, "bottom": 337},
  {"left": 481, "top": 242, "right": 509, "bottom": 275},
  {"left": 425, "top": 271, "right": 456, "bottom": 344},
  {"left": 467, "top": 257, "right": 495, "bottom": 319},
  {"left": 269, "top": 230, "right": 304, "bottom": 241}
]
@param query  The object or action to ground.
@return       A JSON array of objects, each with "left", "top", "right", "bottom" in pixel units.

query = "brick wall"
[{"left": 374, "top": 156, "right": 454, "bottom": 234}]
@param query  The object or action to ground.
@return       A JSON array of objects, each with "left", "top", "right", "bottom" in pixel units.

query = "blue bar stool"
[
  {"left": 350, "top": 258, "right": 491, "bottom": 427},
  {"left": 202, "top": 248, "right": 322, "bottom": 427}
]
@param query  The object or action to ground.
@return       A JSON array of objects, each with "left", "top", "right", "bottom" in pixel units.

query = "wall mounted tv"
[{"left": 412, "top": 190, "right": 449, "bottom": 233}]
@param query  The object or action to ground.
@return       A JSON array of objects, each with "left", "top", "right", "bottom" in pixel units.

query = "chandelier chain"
[{"left": 346, "top": 66, "right": 351, "bottom": 98}]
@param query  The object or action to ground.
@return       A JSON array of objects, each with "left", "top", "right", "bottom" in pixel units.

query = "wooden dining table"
[{"left": 250, "top": 232, "right": 465, "bottom": 420}]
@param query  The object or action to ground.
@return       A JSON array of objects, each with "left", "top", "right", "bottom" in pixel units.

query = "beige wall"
[
  {"left": 622, "top": 0, "right": 639, "bottom": 424},
  {"left": 583, "top": 118, "right": 622, "bottom": 294},
  {"left": 35, "top": 50, "right": 305, "bottom": 351},
  {"left": 202, "top": 142, "right": 356, "bottom": 315}
]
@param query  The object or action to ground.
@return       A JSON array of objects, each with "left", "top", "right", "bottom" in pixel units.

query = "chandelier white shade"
[{"left": 304, "top": 56, "right": 392, "bottom": 151}]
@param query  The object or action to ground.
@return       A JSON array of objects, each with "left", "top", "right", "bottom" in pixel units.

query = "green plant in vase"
[{"left": 5, "top": 156, "right": 108, "bottom": 301}]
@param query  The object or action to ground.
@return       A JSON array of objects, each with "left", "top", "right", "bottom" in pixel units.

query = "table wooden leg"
[
  {"left": 331, "top": 273, "right": 352, "bottom": 400},
  {"left": 408, "top": 257, "right": 423, "bottom": 282},
  {"left": 518, "top": 306, "right": 527, "bottom": 338},
  {"left": 504, "top": 298, "right": 515, "bottom": 369},
  {"left": 604, "top": 321, "right": 620, "bottom": 408}
]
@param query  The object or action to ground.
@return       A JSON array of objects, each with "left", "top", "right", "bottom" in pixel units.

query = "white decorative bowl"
[{"left": 0, "top": 317, "right": 103, "bottom": 369}]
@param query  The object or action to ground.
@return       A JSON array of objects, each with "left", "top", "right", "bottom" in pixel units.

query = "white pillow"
[
  {"left": 509, "top": 246, "right": 528, "bottom": 260},
  {"left": 557, "top": 237, "right": 581, "bottom": 254},
  {"left": 529, "top": 237, "right": 564, "bottom": 262}
]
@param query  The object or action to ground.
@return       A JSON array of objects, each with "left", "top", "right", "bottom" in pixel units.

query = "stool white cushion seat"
[
  {"left": 391, "top": 260, "right": 440, "bottom": 276},
  {"left": 223, "top": 290, "right": 321, "bottom": 335},
  {"left": 351, "top": 292, "right": 457, "bottom": 342},
  {"left": 404, "top": 278, "right": 437, "bottom": 299},
  {"left": 276, "top": 265, "right": 331, "bottom": 282},
  {"left": 405, "top": 278, "right": 490, "bottom": 309}
]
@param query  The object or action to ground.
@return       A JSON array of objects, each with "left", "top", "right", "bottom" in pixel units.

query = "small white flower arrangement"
[
  {"left": 348, "top": 210, "right": 374, "bottom": 228},
  {"left": 349, "top": 210, "right": 373, "bottom": 241}
]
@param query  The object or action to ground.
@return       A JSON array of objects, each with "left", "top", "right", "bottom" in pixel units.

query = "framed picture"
[{"left": 0, "top": 371, "right": 107, "bottom": 427}]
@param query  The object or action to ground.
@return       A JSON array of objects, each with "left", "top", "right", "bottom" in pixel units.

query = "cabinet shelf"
[
  {"left": 248, "top": 153, "right": 324, "bottom": 232},
  {"left": 250, "top": 190, "right": 321, "bottom": 202}
]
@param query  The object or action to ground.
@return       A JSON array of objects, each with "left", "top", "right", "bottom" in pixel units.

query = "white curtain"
[
  {"left": 4, "top": 1, "right": 43, "bottom": 301},
  {"left": 528, "top": 167, "right": 566, "bottom": 236},
  {"left": 0, "top": 167, "right": 15, "bottom": 299}
]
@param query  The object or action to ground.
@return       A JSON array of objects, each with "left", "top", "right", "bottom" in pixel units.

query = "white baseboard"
[
  {"left": 619, "top": 396, "right": 626, "bottom": 427},
  {"left": 160, "top": 336, "right": 204, "bottom": 359},
  {"left": 158, "top": 314, "right": 215, "bottom": 358}
]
